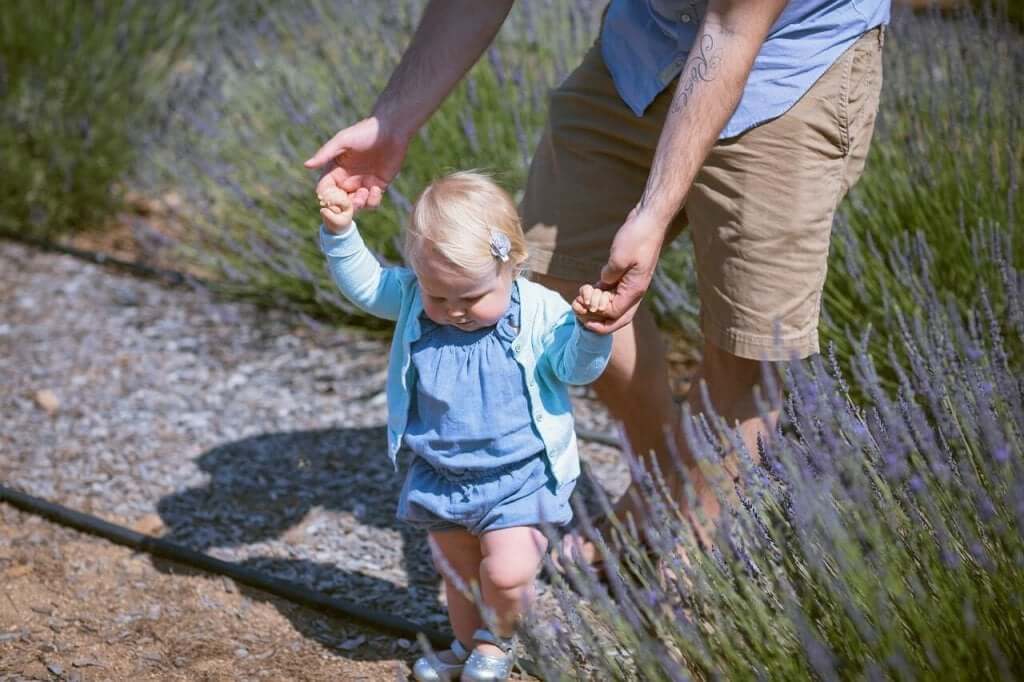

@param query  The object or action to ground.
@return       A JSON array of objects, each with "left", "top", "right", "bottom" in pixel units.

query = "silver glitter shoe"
[
  {"left": 460, "top": 628, "right": 517, "bottom": 682},
  {"left": 411, "top": 638, "right": 470, "bottom": 682}
]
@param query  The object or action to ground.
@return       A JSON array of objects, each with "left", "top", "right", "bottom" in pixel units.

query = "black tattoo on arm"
[{"left": 670, "top": 33, "right": 720, "bottom": 115}]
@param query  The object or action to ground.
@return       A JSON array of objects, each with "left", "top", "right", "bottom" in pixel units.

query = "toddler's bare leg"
[
  {"left": 476, "top": 526, "right": 548, "bottom": 656},
  {"left": 429, "top": 529, "right": 484, "bottom": 661}
]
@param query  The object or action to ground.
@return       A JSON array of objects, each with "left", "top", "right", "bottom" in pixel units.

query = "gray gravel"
[{"left": 0, "top": 241, "right": 629, "bottom": 639}]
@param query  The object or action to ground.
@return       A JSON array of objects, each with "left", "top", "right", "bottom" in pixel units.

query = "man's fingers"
[
  {"left": 340, "top": 175, "right": 365, "bottom": 192},
  {"left": 585, "top": 299, "right": 641, "bottom": 333},
  {"left": 304, "top": 131, "right": 348, "bottom": 169},
  {"left": 599, "top": 258, "right": 629, "bottom": 288}
]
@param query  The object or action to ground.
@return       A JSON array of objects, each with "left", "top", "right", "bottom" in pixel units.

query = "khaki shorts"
[{"left": 521, "top": 27, "right": 885, "bottom": 360}]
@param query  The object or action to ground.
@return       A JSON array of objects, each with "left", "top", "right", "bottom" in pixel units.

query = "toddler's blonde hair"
[{"left": 405, "top": 171, "right": 528, "bottom": 278}]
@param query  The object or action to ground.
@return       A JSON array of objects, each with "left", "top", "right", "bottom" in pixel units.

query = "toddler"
[{"left": 317, "top": 171, "right": 613, "bottom": 681}]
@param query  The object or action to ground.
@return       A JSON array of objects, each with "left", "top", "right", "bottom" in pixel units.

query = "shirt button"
[
  {"left": 512, "top": 342, "right": 521, "bottom": 353},
  {"left": 535, "top": 413, "right": 544, "bottom": 423},
  {"left": 680, "top": 12, "right": 692, "bottom": 23}
]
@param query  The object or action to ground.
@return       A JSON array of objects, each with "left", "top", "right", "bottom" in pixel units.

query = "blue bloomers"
[{"left": 397, "top": 453, "right": 574, "bottom": 536}]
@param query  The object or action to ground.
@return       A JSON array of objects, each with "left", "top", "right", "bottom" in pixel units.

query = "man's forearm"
[
  {"left": 372, "top": 0, "right": 515, "bottom": 141},
  {"left": 637, "top": 0, "right": 788, "bottom": 227}
]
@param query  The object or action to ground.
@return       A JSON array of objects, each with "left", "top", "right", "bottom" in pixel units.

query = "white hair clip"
[{"left": 489, "top": 230, "right": 511, "bottom": 262}]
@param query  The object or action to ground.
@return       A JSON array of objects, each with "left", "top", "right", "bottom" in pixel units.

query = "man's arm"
[
  {"left": 372, "top": 0, "right": 515, "bottom": 142},
  {"left": 304, "top": 0, "right": 515, "bottom": 207},
  {"left": 587, "top": 0, "right": 788, "bottom": 334}
]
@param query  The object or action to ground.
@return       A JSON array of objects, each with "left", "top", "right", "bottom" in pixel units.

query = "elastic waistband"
[{"left": 420, "top": 451, "right": 544, "bottom": 483}]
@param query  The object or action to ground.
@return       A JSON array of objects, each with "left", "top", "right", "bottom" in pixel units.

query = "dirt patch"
[{"left": 0, "top": 504, "right": 415, "bottom": 681}]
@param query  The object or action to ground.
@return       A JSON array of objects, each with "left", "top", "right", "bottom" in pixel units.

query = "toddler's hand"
[
  {"left": 572, "top": 283, "right": 614, "bottom": 328},
  {"left": 319, "top": 187, "right": 355, "bottom": 233}
]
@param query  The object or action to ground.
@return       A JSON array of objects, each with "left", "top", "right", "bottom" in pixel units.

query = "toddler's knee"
[{"left": 479, "top": 555, "right": 537, "bottom": 593}]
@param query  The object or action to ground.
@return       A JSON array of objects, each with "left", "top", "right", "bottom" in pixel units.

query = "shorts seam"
[{"left": 702, "top": 315, "right": 820, "bottom": 361}]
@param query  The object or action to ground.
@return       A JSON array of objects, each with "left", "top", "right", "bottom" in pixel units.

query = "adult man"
[{"left": 306, "top": 0, "right": 889, "bottom": 557}]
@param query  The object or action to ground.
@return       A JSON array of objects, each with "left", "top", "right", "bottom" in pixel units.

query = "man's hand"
[
  {"left": 584, "top": 0, "right": 787, "bottom": 334},
  {"left": 303, "top": 117, "right": 409, "bottom": 212},
  {"left": 585, "top": 207, "right": 668, "bottom": 334},
  {"left": 302, "top": 1, "right": 515, "bottom": 213},
  {"left": 318, "top": 187, "right": 355, "bottom": 234}
]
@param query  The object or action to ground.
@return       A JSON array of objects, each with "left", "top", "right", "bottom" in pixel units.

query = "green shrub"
[
  {"left": 0, "top": 1, "right": 205, "bottom": 240},
  {"left": 151, "top": 0, "right": 599, "bottom": 319},
  {"left": 820, "top": 5, "right": 1023, "bottom": 383},
  {"left": 152, "top": 2, "right": 1021, "bottom": 384}
]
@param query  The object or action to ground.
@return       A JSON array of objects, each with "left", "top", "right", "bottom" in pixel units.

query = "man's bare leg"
[{"left": 534, "top": 273, "right": 781, "bottom": 556}]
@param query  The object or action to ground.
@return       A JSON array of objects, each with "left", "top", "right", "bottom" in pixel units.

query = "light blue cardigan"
[{"left": 319, "top": 224, "right": 613, "bottom": 484}]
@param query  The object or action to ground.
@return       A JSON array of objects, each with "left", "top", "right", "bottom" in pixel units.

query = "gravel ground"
[{"left": 0, "top": 240, "right": 636, "bottom": 679}]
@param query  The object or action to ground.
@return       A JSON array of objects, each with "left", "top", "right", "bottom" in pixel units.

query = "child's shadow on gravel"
[
  {"left": 154, "top": 426, "right": 611, "bottom": 661},
  {"left": 154, "top": 426, "right": 438, "bottom": 661}
]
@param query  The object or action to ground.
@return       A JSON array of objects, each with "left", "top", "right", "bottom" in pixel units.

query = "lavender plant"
[
  {"left": 147, "top": 3, "right": 1022, "bottom": 386},
  {"left": 527, "top": 229, "right": 1023, "bottom": 680},
  {"left": 0, "top": 0, "right": 208, "bottom": 240},
  {"left": 820, "top": 3, "right": 1023, "bottom": 381},
  {"left": 150, "top": 0, "right": 600, "bottom": 319}
]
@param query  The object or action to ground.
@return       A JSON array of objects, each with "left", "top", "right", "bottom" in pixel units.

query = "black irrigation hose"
[{"left": 0, "top": 484, "right": 449, "bottom": 649}]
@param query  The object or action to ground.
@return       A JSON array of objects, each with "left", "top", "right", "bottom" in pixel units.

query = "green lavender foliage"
[
  {"left": 821, "top": 3, "right": 1023, "bottom": 381},
  {"left": 0, "top": 0, "right": 208, "bottom": 239},
  {"left": 149, "top": 3, "right": 1021, "bottom": 385},
  {"left": 526, "top": 229, "right": 1023, "bottom": 679},
  {"left": 150, "top": 0, "right": 600, "bottom": 319}
]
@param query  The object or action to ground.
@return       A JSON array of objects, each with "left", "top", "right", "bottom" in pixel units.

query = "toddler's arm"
[
  {"left": 539, "top": 289, "right": 613, "bottom": 386},
  {"left": 317, "top": 188, "right": 405, "bottom": 321}
]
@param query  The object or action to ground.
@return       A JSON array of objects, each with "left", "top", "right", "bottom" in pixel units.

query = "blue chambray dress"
[{"left": 397, "top": 283, "right": 575, "bottom": 535}]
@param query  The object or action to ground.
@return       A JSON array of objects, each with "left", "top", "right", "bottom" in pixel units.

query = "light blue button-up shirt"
[
  {"left": 318, "top": 224, "right": 613, "bottom": 485},
  {"left": 601, "top": 0, "right": 891, "bottom": 137}
]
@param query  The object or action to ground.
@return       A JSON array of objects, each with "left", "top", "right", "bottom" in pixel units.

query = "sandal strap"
[
  {"left": 450, "top": 639, "right": 470, "bottom": 661},
  {"left": 472, "top": 627, "right": 516, "bottom": 653}
]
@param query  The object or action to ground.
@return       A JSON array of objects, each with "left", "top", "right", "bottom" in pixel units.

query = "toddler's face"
[{"left": 415, "top": 252, "right": 514, "bottom": 332}]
